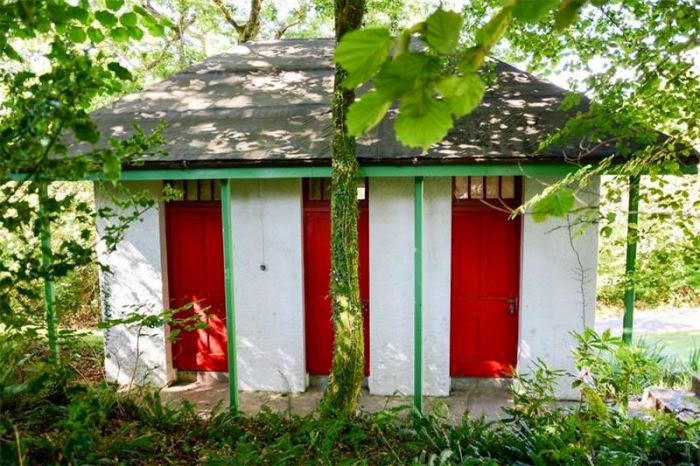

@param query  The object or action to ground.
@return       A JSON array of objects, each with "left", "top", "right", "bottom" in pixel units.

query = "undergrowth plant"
[
  {"left": 1, "top": 329, "right": 699, "bottom": 465},
  {"left": 572, "top": 328, "right": 696, "bottom": 412}
]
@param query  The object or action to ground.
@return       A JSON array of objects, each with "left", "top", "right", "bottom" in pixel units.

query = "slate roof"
[{"left": 90, "top": 38, "right": 614, "bottom": 168}]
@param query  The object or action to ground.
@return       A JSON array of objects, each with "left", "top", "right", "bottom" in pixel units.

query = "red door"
[
  {"left": 304, "top": 179, "right": 370, "bottom": 375},
  {"left": 450, "top": 177, "right": 521, "bottom": 377},
  {"left": 165, "top": 202, "right": 228, "bottom": 372}
]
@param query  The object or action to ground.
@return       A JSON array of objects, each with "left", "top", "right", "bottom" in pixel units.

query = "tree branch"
[{"left": 211, "top": 0, "right": 244, "bottom": 34}]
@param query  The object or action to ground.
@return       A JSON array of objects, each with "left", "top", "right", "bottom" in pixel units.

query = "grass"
[{"left": 638, "top": 330, "right": 700, "bottom": 361}]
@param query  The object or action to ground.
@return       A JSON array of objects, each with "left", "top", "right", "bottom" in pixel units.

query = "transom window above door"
[
  {"left": 453, "top": 176, "right": 517, "bottom": 201},
  {"left": 305, "top": 178, "right": 367, "bottom": 202},
  {"left": 165, "top": 180, "right": 222, "bottom": 201}
]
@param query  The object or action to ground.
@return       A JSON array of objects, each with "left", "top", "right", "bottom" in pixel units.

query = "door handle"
[{"left": 507, "top": 298, "right": 517, "bottom": 315}]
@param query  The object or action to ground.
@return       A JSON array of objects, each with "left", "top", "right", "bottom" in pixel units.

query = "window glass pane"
[
  {"left": 485, "top": 176, "right": 500, "bottom": 198},
  {"left": 200, "top": 180, "right": 212, "bottom": 201},
  {"left": 454, "top": 177, "right": 469, "bottom": 199},
  {"left": 469, "top": 176, "right": 484, "bottom": 199},
  {"left": 186, "top": 180, "right": 198, "bottom": 201},
  {"left": 501, "top": 176, "right": 515, "bottom": 199},
  {"left": 213, "top": 180, "right": 221, "bottom": 200},
  {"left": 357, "top": 178, "right": 366, "bottom": 200},
  {"left": 308, "top": 178, "right": 323, "bottom": 200}
]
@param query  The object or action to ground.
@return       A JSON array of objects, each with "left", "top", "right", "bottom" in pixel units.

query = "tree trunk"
[{"left": 321, "top": 0, "right": 366, "bottom": 415}]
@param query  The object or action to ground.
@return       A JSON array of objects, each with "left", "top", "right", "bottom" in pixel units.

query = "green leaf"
[
  {"left": 47, "top": 4, "right": 69, "bottom": 24},
  {"left": 127, "top": 26, "right": 144, "bottom": 40},
  {"left": 375, "top": 53, "right": 441, "bottom": 100},
  {"left": 554, "top": 0, "right": 586, "bottom": 31},
  {"left": 513, "top": 0, "right": 559, "bottom": 24},
  {"left": 110, "top": 27, "right": 129, "bottom": 42},
  {"left": 335, "top": 28, "right": 393, "bottom": 89},
  {"left": 475, "top": 7, "right": 513, "bottom": 48},
  {"left": 120, "top": 12, "right": 138, "bottom": 28},
  {"left": 530, "top": 188, "right": 575, "bottom": 222},
  {"left": 66, "top": 6, "right": 89, "bottom": 24},
  {"left": 1, "top": 43, "right": 22, "bottom": 61},
  {"left": 95, "top": 10, "right": 118, "bottom": 28},
  {"left": 71, "top": 120, "right": 100, "bottom": 144},
  {"left": 394, "top": 97, "right": 453, "bottom": 151},
  {"left": 146, "top": 23, "right": 166, "bottom": 37},
  {"left": 108, "top": 61, "right": 132, "bottom": 80},
  {"left": 422, "top": 8, "right": 463, "bottom": 55},
  {"left": 67, "top": 26, "right": 86, "bottom": 43},
  {"left": 106, "top": 0, "right": 125, "bottom": 11},
  {"left": 103, "top": 154, "right": 121, "bottom": 181},
  {"left": 133, "top": 5, "right": 152, "bottom": 17},
  {"left": 437, "top": 73, "right": 485, "bottom": 117},
  {"left": 87, "top": 27, "right": 105, "bottom": 43},
  {"left": 400, "top": 87, "right": 431, "bottom": 117},
  {"left": 346, "top": 91, "right": 392, "bottom": 136}
]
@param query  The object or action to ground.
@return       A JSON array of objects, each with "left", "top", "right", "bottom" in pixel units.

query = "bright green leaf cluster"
[
  {"left": 530, "top": 188, "right": 576, "bottom": 222},
  {"left": 335, "top": 1, "right": 583, "bottom": 151},
  {"left": 335, "top": 8, "right": 484, "bottom": 150}
]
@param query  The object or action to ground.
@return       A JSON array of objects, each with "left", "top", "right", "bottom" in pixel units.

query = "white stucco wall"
[
  {"left": 95, "top": 181, "right": 174, "bottom": 387},
  {"left": 369, "top": 178, "right": 452, "bottom": 396},
  {"left": 518, "top": 176, "right": 600, "bottom": 399},
  {"left": 230, "top": 179, "right": 307, "bottom": 392}
]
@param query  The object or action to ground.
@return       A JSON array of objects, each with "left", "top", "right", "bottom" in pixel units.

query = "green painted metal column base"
[
  {"left": 220, "top": 179, "right": 239, "bottom": 411},
  {"left": 413, "top": 176, "right": 424, "bottom": 413}
]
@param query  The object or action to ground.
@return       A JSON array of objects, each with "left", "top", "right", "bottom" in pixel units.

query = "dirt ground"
[{"left": 162, "top": 378, "right": 514, "bottom": 423}]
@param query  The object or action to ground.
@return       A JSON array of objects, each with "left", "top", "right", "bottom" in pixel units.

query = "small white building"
[{"left": 93, "top": 39, "right": 605, "bottom": 399}]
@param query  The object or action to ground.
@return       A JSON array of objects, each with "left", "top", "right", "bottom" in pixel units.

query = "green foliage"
[
  {"left": 0, "top": 0, "right": 166, "bottom": 361},
  {"left": 529, "top": 187, "right": 575, "bottom": 222},
  {"left": 0, "top": 367, "right": 697, "bottom": 464},
  {"left": 597, "top": 176, "right": 700, "bottom": 309},
  {"left": 336, "top": 1, "right": 597, "bottom": 151},
  {"left": 334, "top": 28, "right": 393, "bottom": 89},
  {"left": 422, "top": 8, "right": 463, "bottom": 55},
  {"left": 1, "top": 332, "right": 699, "bottom": 464},
  {"left": 571, "top": 328, "right": 691, "bottom": 411}
]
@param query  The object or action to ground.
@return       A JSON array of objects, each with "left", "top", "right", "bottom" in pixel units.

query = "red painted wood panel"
[
  {"left": 304, "top": 204, "right": 370, "bottom": 375},
  {"left": 450, "top": 207, "right": 520, "bottom": 377},
  {"left": 165, "top": 203, "right": 227, "bottom": 372}
]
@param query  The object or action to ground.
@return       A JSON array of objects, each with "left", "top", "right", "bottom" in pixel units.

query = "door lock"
[{"left": 507, "top": 298, "right": 517, "bottom": 315}]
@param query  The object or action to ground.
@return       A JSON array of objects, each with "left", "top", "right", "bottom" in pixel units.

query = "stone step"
[{"left": 642, "top": 387, "right": 700, "bottom": 423}]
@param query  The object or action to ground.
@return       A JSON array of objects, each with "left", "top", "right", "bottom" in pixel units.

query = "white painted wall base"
[
  {"left": 95, "top": 181, "right": 174, "bottom": 387},
  {"left": 518, "top": 176, "right": 600, "bottom": 399},
  {"left": 368, "top": 178, "right": 451, "bottom": 396},
  {"left": 230, "top": 179, "right": 307, "bottom": 392}
]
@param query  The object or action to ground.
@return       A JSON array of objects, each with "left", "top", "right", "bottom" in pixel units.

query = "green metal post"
[
  {"left": 220, "top": 179, "right": 239, "bottom": 411},
  {"left": 38, "top": 182, "right": 59, "bottom": 364},
  {"left": 413, "top": 176, "right": 424, "bottom": 413},
  {"left": 622, "top": 175, "right": 640, "bottom": 344}
]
